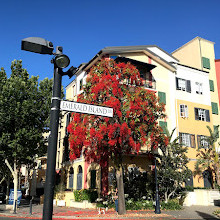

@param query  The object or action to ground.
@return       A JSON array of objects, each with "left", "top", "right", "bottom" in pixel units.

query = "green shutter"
[
  {"left": 211, "top": 102, "right": 219, "bottom": 115},
  {"left": 202, "top": 57, "right": 210, "bottom": 69},
  {"left": 159, "top": 121, "right": 167, "bottom": 133},
  {"left": 209, "top": 80, "right": 214, "bottom": 92},
  {"left": 214, "top": 125, "right": 219, "bottom": 138},
  {"left": 158, "top": 91, "right": 166, "bottom": 104}
]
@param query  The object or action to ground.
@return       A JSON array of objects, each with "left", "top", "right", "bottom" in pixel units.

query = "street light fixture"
[
  {"left": 21, "top": 37, "right": 76, "bottom": 220},
  {"left": 152, "top": 147, "right": 162, "bottom": 214},
  {"left": 54, "top": 54, "right": 70, "bottom": 68}
]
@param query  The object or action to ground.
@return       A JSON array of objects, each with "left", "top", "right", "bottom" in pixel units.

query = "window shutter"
[
  {"left": 190, "top": 135, "right": 196, "bottom": 148},
  {"left": 205, "top": 110, "right": 210, "bottom": 122},
  {"left": 214, "top": 125, "right": 219, "bottom": 138},
  {"left": 159, "top": 121, "right": 167, "bottom": 133},
  {"left": 202, "top": 57, "right": 210, "bottom": 69},
  {"left": 209, "top": 80, "right": 214, "bottom": 92},
  {"left": 194, "top": 108, "right": 199, "bottom": 120},
  {"left": 186, "top": 80, "right": 191, "bottom": 93},
  {"left": 176, "top": 77, "right": 180, "bottom": 90},
  {"left": 158, "top": 92, "right": 166, "bottom": 104},
  {"left": 211, "top": 102, "right": 219, "bottom": 115},
  {"left": 179, "top": 132, "right": 183, "bottom": 144},
  {"left": 197, "top": 135, "right": 201, "bottom": 149}
]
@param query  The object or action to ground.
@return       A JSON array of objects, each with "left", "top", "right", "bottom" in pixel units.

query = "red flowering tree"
[{"left": 68, "top": 59, "right": 167, "bottom": 214}]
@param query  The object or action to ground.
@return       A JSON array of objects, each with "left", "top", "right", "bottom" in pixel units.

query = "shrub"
[
  {"left": 73, "top": 189, "right": 98, "bottom": 203},
  {"left": 161, "top": 199, "right": 182, "bottom": 210},
  {"left": 125, "top": 199, "right": 154, "bottom": 210},
  {"left": 184, "top": 185, "right": 194, "bottom": 192}
]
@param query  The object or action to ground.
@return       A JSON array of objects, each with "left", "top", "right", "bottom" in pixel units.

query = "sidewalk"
[{"left": 0, "top": 204, "right": 219, "bottom": 219}]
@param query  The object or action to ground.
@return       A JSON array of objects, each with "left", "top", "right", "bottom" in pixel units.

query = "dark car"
[{"left": 0, "top": 192, "right": 6, "bottom": 204}]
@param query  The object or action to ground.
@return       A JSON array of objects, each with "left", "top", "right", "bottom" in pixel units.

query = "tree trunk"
[
  {"left": 116, "top": 166, "right": 126, "bottom": 215},
  {"left": 164, "top": 191, "right": 168, "bottom": 203},
  {"left": 13, "top": 161, "right": 18, "bottom": 213},
  {"left": 6, "top": 176, "right": 10, "bottom": 204},
  {"left": 101, "top": 158, "right": 109, "bottom": 196},
  {"left": 5, "top": 159, "right": 18, "bottom": 213}
]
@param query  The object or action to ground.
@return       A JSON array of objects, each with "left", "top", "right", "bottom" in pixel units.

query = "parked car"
[{"left": 0, "top": 192, "right": 6, "bottom": 204}]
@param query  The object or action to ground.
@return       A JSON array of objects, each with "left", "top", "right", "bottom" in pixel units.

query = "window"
[
  {"left": 209, "top": 80, "right": 214, "bottom": 92},
  {"left": 195, "top": 82, "right": 203, "bottom": 94},
  {"left": 176, "top": 77, "right": 191, "bottom": 93},
  {"left": 180, "top": 104, "right": 188, "bottom": 118},
  {"left": 73, "top": 85, "right": 76, "bottom": 96},
  {"left": 69, "top": 167, "right": 74, "bottom": 189},
  {"left": 90, "top": 170, "right": 96, "bottom": 189},
  {"left": 202, "top": 57, "right": 210, "bottom": 69},
  {"left": 179, "top": 133, "right": 195, "bottom": 148},
  {"left": 158, "top": 92, "right": 166, "bottom": 104},
  {"left": 197, "top": 135, "right": 209, "bottom": 149},
  {"left": 159, "top": 121, "right": 167, "bottom": 133},
  {"left": 79, "top": 79, "right": 83, "bottom": 91},
  {"left": 194, "top": 108, "right": 210, "bottom": 122},
  {"left": 211, "top": 102, "right": 219, "bottom": 115},
  {"left": 140, "top": 71, "right": 156, "bottom": 89}
]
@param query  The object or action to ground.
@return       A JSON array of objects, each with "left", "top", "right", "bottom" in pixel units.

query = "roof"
[
  {"left": 81, "top": 45, "right": 176, "bottom": 71},
  {"left": 66, "top": 45, "right": 178, "bottom": 88},
  {"left": 172, "top": 36, "right": 215, "bottom": 54}
]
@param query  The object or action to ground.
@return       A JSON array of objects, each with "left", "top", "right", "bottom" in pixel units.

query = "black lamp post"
[
  {"left": 21, "top": 37, "right": 76, "bottom": 220},
  {"left": 152, "top": 148, "right": 161, "bottom": 214}
]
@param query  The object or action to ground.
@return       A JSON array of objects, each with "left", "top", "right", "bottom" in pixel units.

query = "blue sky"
[{"left": 1, "top": 0, "right": 220, "bottom": 89}]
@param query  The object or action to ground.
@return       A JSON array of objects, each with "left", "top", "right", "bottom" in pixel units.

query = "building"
[{"left": 56, "top": 37, "right": 220, "bottom": 194}]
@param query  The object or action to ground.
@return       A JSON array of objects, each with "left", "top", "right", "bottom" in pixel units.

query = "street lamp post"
[
  {"left": 152, "top": 148, "right": 161, "bottom": 214},
  {"left": 21, "top": 37, "right": 76, "bottom": 220}
]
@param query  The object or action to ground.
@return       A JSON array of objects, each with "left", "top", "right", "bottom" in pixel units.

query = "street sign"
[{"left": 60, "top": 100, "right": 113, "bottom": 118}]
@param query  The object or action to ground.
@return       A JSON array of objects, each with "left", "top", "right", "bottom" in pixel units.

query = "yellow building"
[{"left": 56, "top": 37, "right": 219, "bottom": 195}]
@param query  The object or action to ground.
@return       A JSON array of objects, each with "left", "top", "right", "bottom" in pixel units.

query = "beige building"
[{"left": 53, "top": 37, "right": 220, "bottom": 197}]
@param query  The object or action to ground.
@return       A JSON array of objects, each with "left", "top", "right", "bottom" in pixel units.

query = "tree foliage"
[
  {"left": 68, "top": 59, "right": 167, "bottom": 164},
  {"left": 67, "top": 59, "right": 167, "bottom": 214},
  {"left": 157, "top": 128, "right": 191, "bottom": 202},
  {"left": 194, "top": 125, "right": 220, "bottom": 188},
  {"left": 0, "top": 60, "right": 53, "bottom": 166}
]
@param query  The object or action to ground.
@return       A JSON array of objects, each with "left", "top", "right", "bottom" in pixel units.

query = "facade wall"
[
  {"left": 215, "top": 59, "right": 220, "bottom": 106},
  {"left": 172, "top": 37, "right": 202, "bottom": 69},
  {"left": 57, "top": 37, "right": 220, "bottom": 193},
  {"left": 172, "top": 38, "right": 220, "bottom": 152}
]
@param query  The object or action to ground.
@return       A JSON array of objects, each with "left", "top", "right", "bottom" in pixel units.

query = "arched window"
[
  {"left": 77, "top": 165, "right": 83, "bottom": 190},
  {"left": 69, "top": 167, "right": 74, "bottom": 189}
]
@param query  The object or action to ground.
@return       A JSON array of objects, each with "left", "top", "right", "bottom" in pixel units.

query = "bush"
[
  {"left": 126, "top": 199, "right": 154, "bottom": 210},
  {"left": 161, "top": 199, "right": 182, "bottom": 210},
  {"left": 73, "top": 189, "right": 98, "bottom": 203},
  {"left": 184, "top": 185, "right": 194, "bottom": 192}
]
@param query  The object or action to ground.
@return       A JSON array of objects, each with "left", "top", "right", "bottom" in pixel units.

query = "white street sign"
[{"left": 60, "top": 100, "right": 113, "bottom": 118}]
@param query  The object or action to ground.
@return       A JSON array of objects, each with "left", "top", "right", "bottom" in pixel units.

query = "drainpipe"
[{"left": 198, "top": 38, "right": 203, "bottom": 70}]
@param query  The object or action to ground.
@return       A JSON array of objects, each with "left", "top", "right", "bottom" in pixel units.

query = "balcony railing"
[{"left": 143, "top": 80, "right": 156, "bottom": 90}]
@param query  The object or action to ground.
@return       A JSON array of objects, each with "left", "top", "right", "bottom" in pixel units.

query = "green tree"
[
  {"left": 0, "top": 60, "right": 53, "bottom": 210},
  {"left": 157, "top": 128, "right": 191, "bottom": 202},
  {"left": 194, "top": 125, "right": 220, "bottom": 188}
]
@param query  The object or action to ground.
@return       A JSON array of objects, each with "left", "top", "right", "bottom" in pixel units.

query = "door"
[{"left": 203, "top": 170, "right": 212, "bottom": 188}]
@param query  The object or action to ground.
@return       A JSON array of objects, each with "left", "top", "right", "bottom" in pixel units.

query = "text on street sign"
[{"left": 60, "top": 100, "right": 113, "bottom": 118}]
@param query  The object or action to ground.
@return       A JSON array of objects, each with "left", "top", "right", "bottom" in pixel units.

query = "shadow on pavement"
[{"left": 196, "top": 211, "right": 219, "bottom": 220}]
